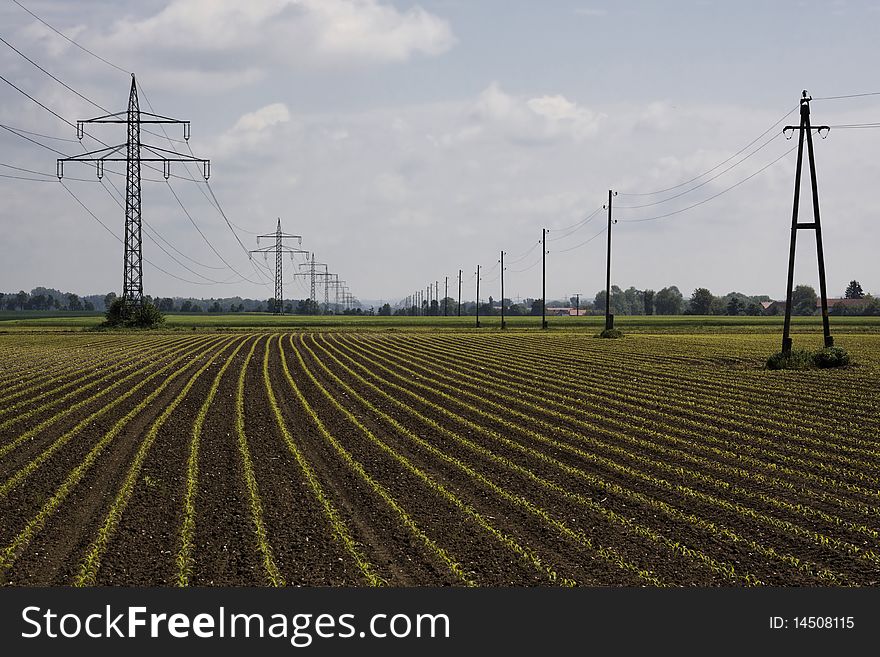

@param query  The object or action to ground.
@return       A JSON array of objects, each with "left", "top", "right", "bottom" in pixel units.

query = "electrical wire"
[
  {"left": 0, "top": 160, "right": 95, "bottom": 182},
  {"left": 166, "top": 179, "right": 268, "bottom": 285},
  {"left": 615, "top": 133, "right": 782, "bottom": 209},
  {"left": 1, "top": 44, "right": 268, "bottom": 287},
  {"left": 58, "top": 180, "right": 225, "bottom": 286},
  {"left": 826, "top": 123, "right": 880, "bottom": 129},
  {"left": 0, "top": 122, "right": 67, "bottom": 155},
  {"left": 619, "top": 145, "right": 797, "bottom": 223},
  {"left": 0, "top": 123, "right": 79, "bottom": 142},
  {"left": 618, "top": 104, "right": 798, "bottom": 196},
  {"left": 508, "top": 257, "right": 542, "bottom": 273},
  {"left": 812, "top": 92, "right": 880, "bottom": 101},
  {"left": 5, "top": 3, "right": 279, "bottom": 291},
  {"left": 11, "top": 0, "right": 130, "bottom": 75},
  {"left": 551, "top": 225, "right": 607, "bottom": 253}
]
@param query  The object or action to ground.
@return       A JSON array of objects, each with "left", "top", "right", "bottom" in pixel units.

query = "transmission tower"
[
  {"left": 57, "top": 74, "right": 210, "bottom": 307},
  {"left": 249, "top": 218, "right": 305, "bottom": 314},
  {"left": 299, "top": 254, "right": 328, "bottom": 314},
  {"left": 781, "top": 91, "right": 833, "bottom": 353}
]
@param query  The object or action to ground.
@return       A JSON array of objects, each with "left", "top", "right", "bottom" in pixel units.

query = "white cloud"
[
  {"left": 463, "top": 83, "right": 604, "bottom": 144},
  {"left": 214, "top": 102, "right": 293, "bottom": 155},
  {"left": 93, "top": 0, "right": 454, "bottom": 84},
  {"left": 232, "top": 103, "right": 291, "bottom": 132}
]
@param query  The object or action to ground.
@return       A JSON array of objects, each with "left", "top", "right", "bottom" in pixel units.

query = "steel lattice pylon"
[
  {"left": 251, "top": 219, "right": 304, "bottom": 315},
  {"left": 57, "top": 74, "right": 210, "bottom": 308},
  {"left": 123, "top": 78, "right": 143, "bottom": 305}
]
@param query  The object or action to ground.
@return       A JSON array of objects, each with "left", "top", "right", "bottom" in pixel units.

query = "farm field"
[
  {"left": 3, "top": 310, "right": 880, "bottom": 333},
  {"left": 1, "top": 328, "right": 879, "bottom": 586}
]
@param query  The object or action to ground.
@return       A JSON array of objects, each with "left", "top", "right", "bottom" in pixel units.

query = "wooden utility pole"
[
  {"left": 604, "top": 189, "right": 617, "bottom": 330},
  {"left": 475, "top": 265, "right": 481, "bottom": 328},
  {"left": 542, "top": 228, "right": 548, "bottom": 329},
  {"left": 500, "top": 250, "right": 507, "bottom": 330}
]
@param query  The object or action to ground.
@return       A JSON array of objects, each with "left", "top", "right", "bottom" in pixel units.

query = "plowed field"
[{"left": 1, "top": 331, "right": 879, "bottom": 586}]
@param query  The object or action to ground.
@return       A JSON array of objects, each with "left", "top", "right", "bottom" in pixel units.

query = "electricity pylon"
[
  {"left": 299, "top": 254, "right": 328, "bottom": 314},
  {"left": 781, "top": 91, "right": 833, "bottom": 353},
  {"left": 57, "top": 74, "right": 210, "bottom": 307},
  {"left": 249, "top": 218, "right": 305, "bottom": 314}
]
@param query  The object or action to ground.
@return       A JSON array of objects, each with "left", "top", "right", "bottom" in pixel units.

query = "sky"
[{"left": 1, "top": 0, "right": 879, "bottom": 306}]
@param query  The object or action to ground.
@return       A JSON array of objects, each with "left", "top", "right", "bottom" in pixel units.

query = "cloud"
[
  {"left": 213, "top": 103, "right": 293, "bottom": 156},
  {"left": 91, "top": 0, "right": 455, "bottom": 85},
  {"left": 461, "top": 82, "right": 604, "bottom": 145}
]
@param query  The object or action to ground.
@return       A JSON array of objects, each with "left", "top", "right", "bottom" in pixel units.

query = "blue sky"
[{"left": 1, "top": 0, "right": 879, "bottom": 304}]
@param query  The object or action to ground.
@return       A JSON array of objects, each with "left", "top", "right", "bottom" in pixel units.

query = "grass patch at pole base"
[
  {"left": 596, "top": 328, "right": 625, "bottom": 339},
  {"left": 766, "top": 346, "right": 850, "bottom": 370}
]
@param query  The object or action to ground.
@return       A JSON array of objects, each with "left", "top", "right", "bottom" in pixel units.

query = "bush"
[
  {"left": 103, "top": 297, "right": 164, "bottom": 329},
  {"left": 766, "top": 349, "right": 814, "bottom": 370},
  {"left": 813, "top": 346, "right": 850, "bottom": 368},
  {"left": 596, "top": 328, "right": 625, "bottom": 339},
  {"left": 766, "top": 346, "right": 851, "bottom": 370}
]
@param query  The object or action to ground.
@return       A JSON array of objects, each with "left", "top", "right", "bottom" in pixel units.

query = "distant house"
[
  {"left": 761, "top": 297, "right": 867, "bottom": 315},
  {"left": 545, "top": 306, "right": 581, "bottom": 316},
  {"left": 824, "top": 298, "right": 868, "bottom": 312}
]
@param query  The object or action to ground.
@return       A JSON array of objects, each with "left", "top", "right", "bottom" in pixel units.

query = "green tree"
[
  {"left": 654, "top": 286, "right": 683, "bottom": 315},
  {"left": 727, "top": 296, "right": 744, "bottom": 316},
  {"left": 845, "top": 280, "right": 864, "bottom": 299},
  {"left": 103, "top": 292, "right": 117, "bottom": 310},
  {"left": 689, "top": 288, "right": 714, "bottom": 315},
  {"left": 16, "top": 290, "right": 28, "bottom": 310},
  {"left": 793, "top": 284, "right": 818, "bottom": 315},
  {"left": 66, "top": 293, "right": 83, "bottom": 311},
  {"left": 378, "top": 303, "right": 392, "bottom": 316},
  {"left": 643, "top": 289, "right": 655, "bottom": 315}
]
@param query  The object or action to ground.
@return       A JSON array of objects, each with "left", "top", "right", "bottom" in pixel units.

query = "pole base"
[
  {"left": 782, "top": 337, "right": 793, "bottom": 354},
  {"left": 476, "top": 321, "right": 481, "bottom": 329},
  {"left": 542, "top": 320, "right": 548, "bottom": 330},
  {"left": 605, "top": 314, "right": 615, "bottom": 331},
  {"left": 501, "top": 320, "right": 507, "bottom": 330},
  {"left": 824, "top": 335, "right": 834, "bottom": 348}
]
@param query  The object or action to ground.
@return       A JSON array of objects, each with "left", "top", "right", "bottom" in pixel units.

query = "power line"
[
  {"left": 166, "top": 179, "right": 266, "bottom": 284},
  {"left": 619, "top": 144, "right": 797, "bottom": 223},
  {"left": 0, "top": 72, "right": 77, "bottom": 129},
  {"left": 505, "top": 240, "right": 540, "bottom": 264},
  {"left": 0, "top": 122, "right": 67, "bottom": 155},
  {"left": 10, "top": 0, "right": 130, "bottom": 75},
  {"left": 1, "top": 52, "right": 265, "bottom": 288},
  {"left": 0, "top": 33, "right": 109, "bottom": 112},
  {"left": 547, "top": 206, "right": 603, "bottom": 241},
  {"left": 618, "top": 104, "right": 797, "bottom": 196},
  {"left": 0, "top": 160, "right": 94, "bottom": 182},
  {"left": 0, "top": 123, "right": 79, "bottom": 143},
  {"left": 826, "top": 123, "right": 880, "bottom": 129},
  {"left": 551, "top": 225, "right": 607, "bottom": 253},
  {"left": 5, "top": 4, "right": 274, "bottom": 291},
  {"left": 812, "top": 92, "right": 880, "bottom": 101},
  {"left": 508, "top": 257, "right": 542, "bottom": 273},
  {"left": 140, "top": 80, "right": 273, "bottom": 276},
  {"left": 615, "top": 132, "right": 783, "bottom": 209},
  {"left": 59, "top": 180, "right": 225, "bottom": 286}
]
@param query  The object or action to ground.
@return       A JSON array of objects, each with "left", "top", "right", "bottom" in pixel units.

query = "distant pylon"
[{"left": 250, "top": 218, "right": 304, "bottom": 314}]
